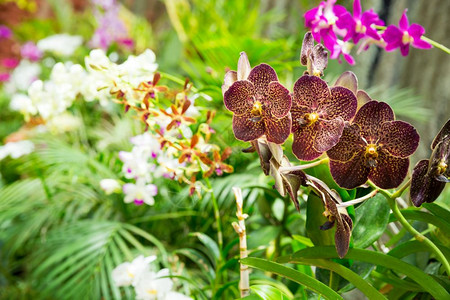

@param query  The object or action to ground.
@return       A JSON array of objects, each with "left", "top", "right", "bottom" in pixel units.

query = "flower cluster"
[
  {"left": 304, "top": 0, "right": 431, "bottom": 64},
  {"left": 112, "top": 255, "right": 191, "bottom": 300},
  {"left": 84, "top": 53, "right": 233, "bottom": 204},
  {"left": 224, "top": 50, "right": 358, "bottom": 161},
  {"left": 224, "top": 36, "right": 421, "bottom": 257}
]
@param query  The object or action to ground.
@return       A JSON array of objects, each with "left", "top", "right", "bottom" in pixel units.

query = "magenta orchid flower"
[
  {"left": 382, "top": 9, "right": 432, "bottom": 56},
  {"left": 336, "top": 0, "right": 384, "bottom": 44},
  {"left": 304, "top": 0, "right": 348, "bottom": 51}
]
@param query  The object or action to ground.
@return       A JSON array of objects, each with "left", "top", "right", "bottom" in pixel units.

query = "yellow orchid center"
[
  {"left": 147, "top": 289, "right": 158, "bottom": 295},
  {"left": 306, "top": 112, "right": 319, "bottom": 124},
  {"left": 355, "top": 20, "right": 366, "bottom": 34},
  {"left": 365, "top": 144, "right": 378, "bottom": 157},
  {"left": 365, "top": 144, "right": 379, "bottom": 168},
  {"left": 251, "top": 101, "right": 263, "bottom": 116},
  {"left": 437, "top": 160, "right": 448, "bottom": 175},
  {"left": 402, "top": 31, "right": 414, "bottom": 44}
]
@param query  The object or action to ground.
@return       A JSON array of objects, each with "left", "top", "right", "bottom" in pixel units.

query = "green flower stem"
[
  {"left": 204, "top": 177, "right": 224, "bottom": 252},
  {"left": 373, "top": 25, "right": 450, "bottom": 55},
  {"left": 279, "top": 157, "right": 329, "bottom": 173},
  {"left": 421, "top": 36, "right": 450, "bottom": 54},
  {"left": 369, "top": 181, "right": 450, "bottom": 275}
]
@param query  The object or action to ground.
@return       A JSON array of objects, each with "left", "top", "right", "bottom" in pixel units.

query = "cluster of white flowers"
[
  {"left": 117, "top": 131, "right": 187, "bottom": 206},
  {"left": 8, "top": 46, "right": 158, "bottom": 133},
  {"left": 112, "top": 255, "right": 191, "bottom": 300}
]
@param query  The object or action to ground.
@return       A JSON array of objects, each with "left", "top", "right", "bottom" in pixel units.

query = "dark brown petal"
[
  {"left": 356, "top": 90, "right": 372, "bottom": 111},
  {"left": 329, "top": 151, "right": 370, "bottom": 189},
  {"left": 247, "top": 63, "right": 278, "bottom": 95},
  {"left": 429, "top": 138, "right": 450, "bottom": 182},
  {"left": 264, "top": 114, "right": 292, "bottom": 144},
  {"left": 378, "top": 121, "right": 419, "bottom": 157},
  {"left": 223, "top": 80, "right": 255, "bottom": 115},
  {"left": 300, "top": 32, "right": 314, "bottom": 65},
  {"left": 335, "top": 213, "right": 353, "bottom": 258},
  {"left": 252, "top": 139, "right": 271, "bottom": 175},
  {"left": 266, "top": 81, "right": 292, "bottom": 118},
  {"left": 222, "top": 70, "right": 237, "bottom": 95},
  {"left": 290, "top": 104, "right": 311, "bottom": 134},
  {"left": 321, "top": 86, "right": 357, "bottom": 121},
  {"left": 334, "top": 71, "right": 357, "bottom": 94},
  {"left": 282, "top": 170, "right": 307, "bottom": 212},
  {"left": 368, "top": 150, "right": 409, "bottom": 189},
  {"left": 292, "top": 123, "right": 322, "bottom": 161},
  {"left": 232, "top": 112, "right": 265, "bottom": 142},
  {"left": 410, "top": 160, "right": 446, "bottom": 207},
  {"left": 293, "top": 75, "right": 330, "bottom": 109},
  {"left": 327, "top": 124, "right": 364, "bottom": 162},
  {"left": 432, "top": 119, "right": 450, "bottom": 149},
  {"left": 314, "top": 118, "right": 345, "bottom": 152},
  {"left": 353, "top": 101, "right": 394, "bottom": 142}
]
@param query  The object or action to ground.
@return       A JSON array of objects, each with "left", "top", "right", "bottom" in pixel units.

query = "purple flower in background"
[
  {"left": 0, "top": 25, "right": 12, "bottom": 39},
  {"left": 336, "top": 0, "right": 384, "bottom": 44},
  {"left": 382, "top": 9, "right": 432, "bottom": 56},
  {"left": 304, "top": 0, "right": 348, "bottom": 51},
  {"left": 21, "top": 42, "right": 43, "bottom": 62},
  {"left": 89, "top": 0, "right": 134, "bottom": 50},
  {"left": 330, "top": 40, "right": 355, "bottom": 65}
]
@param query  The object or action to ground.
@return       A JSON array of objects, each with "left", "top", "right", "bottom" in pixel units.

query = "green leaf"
[
  {"left": 286, "top": 246, "right": 449, "bottom": 299},
  {"left": 353, "top": 193, "right": 390, "bottom": 249},
  {"left": 241, "top": 257, "right": 343, "bottom": 299},
  {"left": 190, "top": 232, "right": 221, "bottom": 263},
  {"left": 251, "top": 285, "right": 292, "bottom": 300}
]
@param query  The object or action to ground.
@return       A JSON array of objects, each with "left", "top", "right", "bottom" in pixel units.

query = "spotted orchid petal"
[
  {"left": 223, "top": 80, "right": 254, "bottom": 115},
  {"left": 368, "top": 150, "right": 410, "bottom": 189},
  {"left": 322, "top": 86, "right": 357, "bottom": 120},
  {"left": 378, "top": 120, "right": 419, "bottom": 157},
  {"left": 247, "top": 63, "right": 278, "bottom": 95},
  {"left": 232, "top": 112, "right": 265, "bottom": 142},
  {"left": 292, "top": 124, "right": 323, "bottom": 161},
  {"left": 265, "top": 114, "right": 292, "bottom": 144},
  {"left": 266, "top": 81, "right": 292, "bottom": 118},
  {"left": 352, "top": 101, "right": 394, "bottom": 141},
  {"left": 293, "top": 75, "right": 330, "bottom": 108},
  {"left": 327, "top": 123, "right": 365, "bottom": 162},
  {"left": 329, "top": 151, "right": 370, "bottom": 189},
  {"left": 314, "top": 118, "right": 345, "bottom": 152}
]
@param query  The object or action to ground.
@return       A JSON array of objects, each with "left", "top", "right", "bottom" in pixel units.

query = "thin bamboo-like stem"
[{"left": 232, "top": 187, "right": 250, "bottom": 298}]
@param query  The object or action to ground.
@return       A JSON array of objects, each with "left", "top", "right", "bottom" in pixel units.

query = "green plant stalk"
[
  {"left": 370, "top": 181, "right": 450, "bottom": 275},
  {"left": 204, "top": 177, "right": 223, "bottom": 252}
]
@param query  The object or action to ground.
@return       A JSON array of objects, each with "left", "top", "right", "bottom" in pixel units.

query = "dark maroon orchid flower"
[
  {"left": 382, "top": 9, "right": 432, "bottom": 56},
  {"left": 224, "top": 64, "right": 292, "bottom": 144},
  {"left": 327, "top": 101, "right": 419, "bottom": 189},
  {"left": 411, "top": 119, "right": 450, "bottom": 206},
  {"left": 291, "top": 75, "right": 357, "bottom": 161}
]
